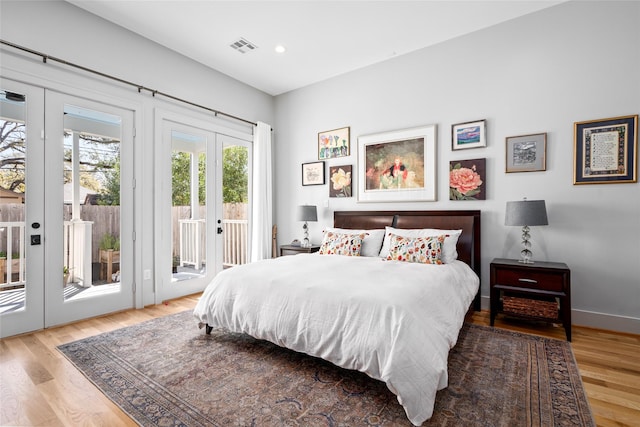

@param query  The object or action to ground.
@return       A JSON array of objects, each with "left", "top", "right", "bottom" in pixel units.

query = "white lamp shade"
[
  {"left": 297, "top": 205, "right": 317, "bottom": 222},
  {"left": 505, "top": 200, "right": 548, "bottom": 226}
]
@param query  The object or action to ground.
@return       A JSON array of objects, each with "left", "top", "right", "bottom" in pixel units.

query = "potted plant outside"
[{"left": 99, "top": 233, "right": 120, "bottom": 282}]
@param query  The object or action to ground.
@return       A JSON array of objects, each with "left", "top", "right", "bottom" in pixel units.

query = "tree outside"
[
  {"left": 222, "top": 145, "right": 248, "bottom": 204},
  {"left": 170, "top": 145, "right": 248, "bottom": 206},
  {"left": 1, "top": 119, "right": 120, "bottom": 202}
]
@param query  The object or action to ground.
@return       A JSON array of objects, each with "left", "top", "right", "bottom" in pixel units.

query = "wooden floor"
[{"left": 1, "top": 294, "right": 638, "bottom": 427}]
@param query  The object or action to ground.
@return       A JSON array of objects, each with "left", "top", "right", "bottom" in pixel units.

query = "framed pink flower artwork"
[{"left": 449, "top": 158, "right": 486, "bottom": 200}]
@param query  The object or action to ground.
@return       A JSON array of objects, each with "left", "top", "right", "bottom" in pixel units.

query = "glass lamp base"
[
  {"left": 301, "top": 222, "right": 310, "bottom": 248},
  {"left": 519, "top": 246, "right": 533, "bottom": 264}
]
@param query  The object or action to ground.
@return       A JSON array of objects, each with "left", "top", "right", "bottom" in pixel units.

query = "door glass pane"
[
  {"left": 171, "top": 131, "right": 206, "bottom": 282},
  {"left": 62, "top": 104, "right": 121, "bottom": 301},
  {"left": 222, "top": 142, "right": 249, "bottom": 268},
  {"left": 0, "top": 90, "right": 27, "bottom": 313}
]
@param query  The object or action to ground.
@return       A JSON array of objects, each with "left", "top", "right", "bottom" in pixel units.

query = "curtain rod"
[{"left": 1, "top": 39, "right": 258, "bottom": 128}]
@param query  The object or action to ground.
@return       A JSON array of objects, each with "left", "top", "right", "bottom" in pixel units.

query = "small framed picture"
[
  {"left": 329, "top": 165, "right": 352, "bottom": 197},
  {"left": 318, "top": 126, "right": 350, "bottom": 160},
  {"left": 574, "top": 115, "right": 638, "bottom": 184},
  {"left": 506, "top": 133, "right": 547, "bottom": 173},
  {"left": 452, "top": 119, "right": 486, "bottom": 150},
  {"left": 302, "top": 161, "right": 325, "bottom": 186},
  {"left": 449, "top": 158, "right": 486, "bottom": 200}
]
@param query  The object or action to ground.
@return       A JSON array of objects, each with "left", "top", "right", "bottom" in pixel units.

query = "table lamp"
[
  {"left": 505, "top": 198, "right": 548, "bottom": 264},
  {"left": 297, "top": 205, "right": 317, "bottom": 248}
]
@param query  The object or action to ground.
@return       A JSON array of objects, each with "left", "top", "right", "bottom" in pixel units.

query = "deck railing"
[
  {"left": 0, "top": 215, "right": 248, "bottom": 290},
  {"left": 178, "top": 219, "right": 206, "bottom": 270},
  {"left": 223, "top": 219, "right": 248, "bottom": 267},
  {"left": 178, "top": 219, "right": 248, "bottom": 269},
  {"left": 0, "top": 222, "right": 25, "bottom": 289},
  {"left": 63, "top": 220, "right": 93, "bottom": 287}
]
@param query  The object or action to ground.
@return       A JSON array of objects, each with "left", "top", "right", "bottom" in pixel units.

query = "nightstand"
[
  {"left": 279, "top": 244, "right": 320, "bottom": 256},
  {"left": 490, "top": 258, "right": 571, "bottom": 341}
]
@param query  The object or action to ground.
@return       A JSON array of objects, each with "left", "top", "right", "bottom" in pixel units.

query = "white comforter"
[{"left": 193, "top": 254, "right": 479, "bottom": 425}]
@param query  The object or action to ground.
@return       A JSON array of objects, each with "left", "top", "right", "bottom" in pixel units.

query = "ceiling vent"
[{"left": 230, "top": 37, "right": 258, "bottom": 54}]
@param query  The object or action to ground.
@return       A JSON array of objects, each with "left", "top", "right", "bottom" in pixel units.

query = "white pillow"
[
  {"left": 379, "top": 226, "right": 462, "bottom": 264},
  {"left": 323, "top": 227, "right": 386, "bottom": 257}
]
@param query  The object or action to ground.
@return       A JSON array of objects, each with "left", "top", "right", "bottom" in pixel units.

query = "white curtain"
[{"left": 250, "top": 121, "right": 273, "bottom": 261}]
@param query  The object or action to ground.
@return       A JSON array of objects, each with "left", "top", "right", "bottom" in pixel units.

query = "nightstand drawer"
[
  {"left": 279, "top": 245, "right": 320, "bottom": 256},
  {"left": 281, "top": 248, "right": 304, "bottom": 256},
  {"left": 495, "top": 269, "right": 565, "bottom": 292}
]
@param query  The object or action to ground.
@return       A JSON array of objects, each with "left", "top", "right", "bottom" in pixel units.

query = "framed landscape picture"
[
  {"left": 452, "top": 119, "right": 486, "bottom": 150},
  {"left": 574, "top": 115, "right": 638, "bottom": 184},
  {"left": 357, "top": 124, "right": 437, "bottom": 202},
  {"left": 506, "top": 133, "right": 547, "bottom": 173}
]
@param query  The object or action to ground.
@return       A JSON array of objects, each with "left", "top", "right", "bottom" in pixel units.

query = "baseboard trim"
[
  {"left": 572, "top": 309, "right": 640, "bottom": 335},
  {"left": 479, "top": 296, "right": 640, "bottom": 335}
]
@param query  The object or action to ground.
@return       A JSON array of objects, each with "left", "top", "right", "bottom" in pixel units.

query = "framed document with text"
[{"left": 573, "top": 115, "right": 637, "bottom": 184}]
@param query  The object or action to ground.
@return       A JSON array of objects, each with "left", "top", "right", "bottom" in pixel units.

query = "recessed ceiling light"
[{"left": 274, "top": 45, "right": 286, "bottom": 54}]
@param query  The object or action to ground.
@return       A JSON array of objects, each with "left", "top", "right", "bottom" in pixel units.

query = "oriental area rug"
[{"left": 57, "top": 311, "right": 595, "bottom": 426}]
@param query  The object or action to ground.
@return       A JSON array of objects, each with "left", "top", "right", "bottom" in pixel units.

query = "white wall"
[
  {"left": 274, "top": 1, "right": 640, "bottom": 333},
  {"left": 1, "top": 0, "right": 275, "bottom": 306}
]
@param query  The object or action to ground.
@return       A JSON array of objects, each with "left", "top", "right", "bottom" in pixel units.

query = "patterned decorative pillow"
[
  {"left": 386, "top": 233, "right": 446, "bottom": 264},
  {"left": 319, "top": 231, "right": 367, "bottom": 256}
]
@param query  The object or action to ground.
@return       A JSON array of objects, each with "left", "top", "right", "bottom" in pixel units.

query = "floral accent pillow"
[
  {"left": 319, "top": 231, "right": 367, "bottom": 256},
  {"left": 386, "top": 233, "right": 446, "bottom": 264}
]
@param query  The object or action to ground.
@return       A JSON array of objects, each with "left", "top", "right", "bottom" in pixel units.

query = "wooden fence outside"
[{"left": 0, "top": 203, "right": 248, "bottom": 262}]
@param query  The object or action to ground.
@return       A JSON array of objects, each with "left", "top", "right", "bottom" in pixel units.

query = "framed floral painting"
[
  {"left": 329, "top": 165, "right": 352, "bottom": 197},
  {"left": 449, "top": 158, "right": 486, "bottom": 200}
]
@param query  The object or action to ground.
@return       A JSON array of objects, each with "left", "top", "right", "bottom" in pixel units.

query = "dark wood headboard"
[{"left": 334, "top": 210, "right": 481, "bottom": 311}]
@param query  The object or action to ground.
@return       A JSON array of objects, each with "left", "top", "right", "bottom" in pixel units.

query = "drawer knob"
[{"left": 518, "top": 278, "right": 538, "bottom": 284}]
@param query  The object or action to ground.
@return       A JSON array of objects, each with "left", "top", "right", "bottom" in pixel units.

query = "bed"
[{"left": 193, "top": 210, "right": 481, "bottom": 425}]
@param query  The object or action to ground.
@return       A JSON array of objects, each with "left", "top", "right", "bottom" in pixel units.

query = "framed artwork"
[
  {"left": 452, "top": 119, "right": 486, "bottom": 150},
  {"left": 318, "top": 126, "right": 350, "bottom": 160},
  {"left": 357, "top": 124, "right": 437, "bottom": 202},
  {"left": 505, "top": 133, "right": 547, "bottom": 173},
  {"left": 574, "top": 115, "right": 638, "bottom": 184},
  {"left": 302, "top": 161, "right": 325, "bottom": 186},
  {"left": 329, "top": 165, "right": 352, "bottom": 197},
  {"left": 449, "top": 158, "right": 486, "bottom": 200}
]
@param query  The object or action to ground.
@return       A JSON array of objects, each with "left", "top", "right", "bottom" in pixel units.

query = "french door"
[
  {"left": 44, "top": 91, "right": 134, "bottom": 327},
  {"left": 0, "top": 79, "right": 135, "bottom": 337},
  {"left": 156, "top": 111, "right": 251, "bottom": 302},
  {"left": 0, "top": 80, "right": 45, "bottom": 337}
]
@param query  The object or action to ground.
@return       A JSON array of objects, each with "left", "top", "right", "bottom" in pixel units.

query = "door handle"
[{"left": 217, "top": 227, "right": 223, "bottom": 234}]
